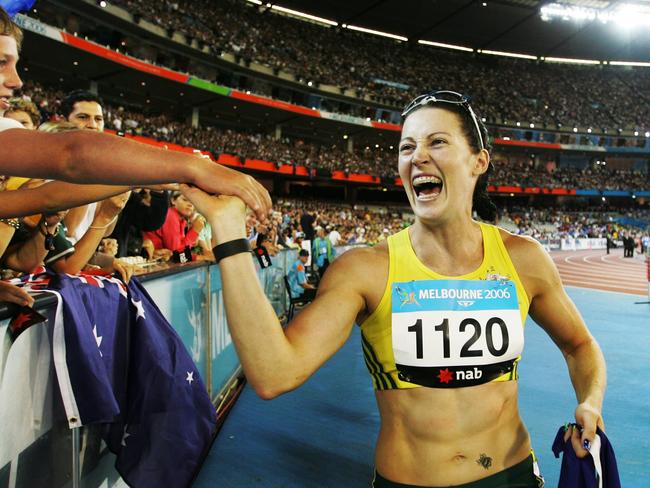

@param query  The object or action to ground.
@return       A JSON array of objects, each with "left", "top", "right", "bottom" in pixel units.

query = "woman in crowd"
[
  {"left": 182, "top": 90, "right": 606, "bottom": 487},
  {"left": 142, "top": 191, "right": 204, "bottom": 261}
]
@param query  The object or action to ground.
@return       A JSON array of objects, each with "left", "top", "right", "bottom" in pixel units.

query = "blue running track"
[{"left": 195, "top": 287, "right": 649, "bottom": 487}]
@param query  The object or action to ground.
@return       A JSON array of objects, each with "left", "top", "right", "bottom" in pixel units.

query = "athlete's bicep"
[
  {"left": 527, "top": 249, "right": 594, "bottom": 356},
  {"left": 284, "top": 251, "right": 370, "bottom": 371}
]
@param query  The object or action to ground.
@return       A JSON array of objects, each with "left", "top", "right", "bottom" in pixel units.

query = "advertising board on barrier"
[{"left": 560, "top": 238, "right": 607, "bottom": 251}]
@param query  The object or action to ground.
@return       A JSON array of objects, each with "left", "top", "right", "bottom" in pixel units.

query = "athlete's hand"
[
  {"left": 567, "top": 403, "right": 605, "bottom": 458},
  {"left": 180, "top": 184, "right": 248, "bottom": 245},
  {"left": 190, "top": 159, "right": 271, "bottom": 223}
]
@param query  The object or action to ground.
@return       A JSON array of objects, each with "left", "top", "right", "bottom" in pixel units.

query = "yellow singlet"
[{"left": 360, "top": 223, "right": 530, "bottom": 390}]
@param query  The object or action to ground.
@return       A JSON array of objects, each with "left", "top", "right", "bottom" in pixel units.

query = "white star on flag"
[
  {"left": 186, "top": 371, "right": 194, "bottom": 385},
  {"left": 93, "top": 325, "right": 103, "bottom": 357},
  {"left": 121, "top": 425, "right": 130, "bottom": 446},
  {"left": 131, "top": 298, "right": 146, "bottom": 320}
]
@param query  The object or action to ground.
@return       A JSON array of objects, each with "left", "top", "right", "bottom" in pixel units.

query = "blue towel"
[{"left": 552, "top": 425, "right": 621, "bottom": 488}]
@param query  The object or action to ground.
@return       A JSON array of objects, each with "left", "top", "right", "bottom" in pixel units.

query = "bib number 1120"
[{"left": 407, "top": 317, "right": 509, "bottom": 359}]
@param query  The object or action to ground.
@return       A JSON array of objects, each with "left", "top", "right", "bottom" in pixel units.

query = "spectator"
[
  {"left": 287, "top": 249, "right": 316, "bottom": 300},
  {"left": 142, "top": 191, "right": 203, "bottom": 260},
  {"left": 4, "top": 97, "right": 40, "bottom": 129},
  {"left": 312, "top": 226, "right": 335, "bottom": 278},
  {"left": 300, "top": 210, "right": 315, "bottom": 242},
  {"left": 58, "top": 90, "right": 110, "bottom": 244},
  {"left": 109, "top": 188, "right": 169, "bottom": 258}
]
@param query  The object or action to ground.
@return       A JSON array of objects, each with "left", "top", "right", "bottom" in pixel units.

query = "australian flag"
[{"left": 46, "top": 273, "right": 217, "bottom": 487}]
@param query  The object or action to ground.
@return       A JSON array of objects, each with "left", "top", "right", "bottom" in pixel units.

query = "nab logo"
[
  {"left": 457, "top": 300, "right": 475, "bottom": 307},
  {"left": 456, "top": 367, "right": 483, "bottom": 381}
]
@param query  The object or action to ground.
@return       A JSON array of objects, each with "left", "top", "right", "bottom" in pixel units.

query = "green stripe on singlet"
[
  {"left": 361, "top": 339, "right": 385, "bottom": 390},
  {"left": 510, "top": 360, "right": 519, "bottom": 380},
  {"left": 362, "top": 349, "right": 382, "bottom": 390},
  {"left": 361, "top": 332, "right": 397, "bottom": 389}
]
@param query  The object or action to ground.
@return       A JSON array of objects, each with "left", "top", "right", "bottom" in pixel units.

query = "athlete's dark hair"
[
  {"left": 299, "top": 249, "right": 310, "bottom": 257},
  {"left": 60, "top": 90, "right": 104, "bottom": 118},
  {"left": 403, "top": 100, "right": 497, "bottom": 222}
]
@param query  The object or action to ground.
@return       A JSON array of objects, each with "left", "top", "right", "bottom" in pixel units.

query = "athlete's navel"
[{"left": 452, "top": 453, "right": 467, "bottom": 463}]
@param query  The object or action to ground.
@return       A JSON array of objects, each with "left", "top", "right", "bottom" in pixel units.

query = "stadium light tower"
[{"left": 540, "top": 2, "right": 650, "bottom": 28}]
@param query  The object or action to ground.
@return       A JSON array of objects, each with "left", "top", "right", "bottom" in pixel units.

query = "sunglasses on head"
[{"left": 401, "top": 90, "right": 485, "bottom": 151}]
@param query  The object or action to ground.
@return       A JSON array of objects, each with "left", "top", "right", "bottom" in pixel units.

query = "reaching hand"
[
  {"left": 180, "top": 184, "right": 248, "bottom": 244},
  {"left": 0, "top": 281, "right": 34, "bottom": 307},
  {"left": 191, "top": 161, "right": 271, "bottom": 222},
  {"left": 111, "top": 259, "right": 135, "bottom": 283}
]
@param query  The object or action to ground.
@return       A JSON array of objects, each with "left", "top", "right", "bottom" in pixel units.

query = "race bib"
[{"left": 391, "top": 279, "right": 524, "bottom": 388}]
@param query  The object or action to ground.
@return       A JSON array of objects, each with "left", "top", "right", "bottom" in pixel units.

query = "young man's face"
[
  {"left": 67, "top": 101, "right": 104, "bottom": 131},
  {"left": 0, "top": 35, "right": 22, "bottom": 116}
]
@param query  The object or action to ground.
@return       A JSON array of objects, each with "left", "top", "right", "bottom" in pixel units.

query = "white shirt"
[
  {"left": 0, "top": 117, "right": 24, "bottom": 132},
  {"left": 66, "top": 203, "right": 99, "bottom": 245},
  {"left": 328, "top": 230, "right": 342, "bottom": 246}
]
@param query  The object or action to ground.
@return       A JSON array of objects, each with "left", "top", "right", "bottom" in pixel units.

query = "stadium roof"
[{"left": 261, "top": 0, "right": 650, "bottom": 62}]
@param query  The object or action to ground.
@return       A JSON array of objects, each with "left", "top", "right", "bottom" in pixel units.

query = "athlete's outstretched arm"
[
  {"left": 0, "top": 129, "right": 272, "bottom": 220},
  {"left": 511, "top": 235, "right": 606, "bottom": 458},
  {"left": 181, "top": 185, "right": 369, "bottom": 399}
]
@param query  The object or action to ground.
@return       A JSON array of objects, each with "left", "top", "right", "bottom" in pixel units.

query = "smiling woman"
[
  {"left": 109, "top": 89, "right": 608, "bottom": 488},
  {"left": 175, "top": 90, "right": 608, "bottom": 487}
]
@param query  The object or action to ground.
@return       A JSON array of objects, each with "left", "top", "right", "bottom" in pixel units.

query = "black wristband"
[{"left": 213, "top": 238, "right": 251, "bottom": 263}]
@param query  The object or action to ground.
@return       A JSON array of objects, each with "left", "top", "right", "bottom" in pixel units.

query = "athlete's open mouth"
[{"left": 412, "top": 175, "right": 443, "bottom": 199}]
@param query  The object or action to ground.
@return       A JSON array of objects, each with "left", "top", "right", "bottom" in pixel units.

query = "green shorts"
[{"left": 372, "top": 454, "right": 544, "bottom": 488}]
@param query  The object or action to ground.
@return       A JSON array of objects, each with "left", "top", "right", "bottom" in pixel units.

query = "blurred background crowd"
[
  {"left": 32, "top": 0, "right": 650, "bottom": 132},
  {"left": 1, "top": 0, "right": 649, "bottom": 285}
]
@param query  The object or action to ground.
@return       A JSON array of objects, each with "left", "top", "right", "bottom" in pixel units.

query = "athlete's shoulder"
[
  {"left": 496, "top": 227, "right": 559, "bottom": 295},
  {"left": 322, "top": 242, "right": 388, "bottom": 292},
  {"left": 497, "top": 226, "right": 545, "bottom": 256},
  {"left": 330, "top": 241, "right": 388, "bottom": 270}
]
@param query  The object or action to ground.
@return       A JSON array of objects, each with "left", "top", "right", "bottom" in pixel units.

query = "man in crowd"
[
  {"left": 312, "top": 226, "right": 335, "bottom": 278},
  {"left": 327, "top": 224, "right": 341, "bottom": 247},
  {"left": 59, "top": 90, "right": 117, "bottom": 243},
  {"left": 287, "top": 249, "right": 316, "bottom": 301},
  {"left": 300, "top": 210, "right": 315, "bottom": 242}
]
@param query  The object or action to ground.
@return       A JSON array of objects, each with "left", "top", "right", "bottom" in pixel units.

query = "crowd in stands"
[
  {"left": 500, "top": 206, "right": 649, "bottom": 246},
  {"left": 490, "top": 156, "right": 650, "bottom": 191},
  {"left": 15, "top": 80, "right": 650, "bottom": 189},
  {"left": 216, "top": 199, "right": 650, "bottom": 255},
  {"left": 33, "top": 0, "right": 650, "bottom": 132}
]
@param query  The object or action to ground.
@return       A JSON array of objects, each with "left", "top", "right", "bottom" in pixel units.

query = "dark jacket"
[{"left": 110, "top": 191, "right": 169, "bottom": 257}]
